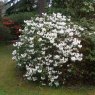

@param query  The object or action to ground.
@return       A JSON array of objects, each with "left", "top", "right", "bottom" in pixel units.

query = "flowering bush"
[
  {"left": 2, "top": 18, "right": 21, "bottom": 40},
  {"left": 12, "top": 13, "right": 84, "bottom": 87}
]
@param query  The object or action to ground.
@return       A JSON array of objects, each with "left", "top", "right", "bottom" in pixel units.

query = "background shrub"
[
  {"left": 70, "top": 17, "right": 95, "bottom": 85},
  {"left": 0, "top": 23, "right": 13, "bottom": 41},
  {"left": 52, "top": 0, "right": 95, "bottom": 18},
  {"left": 7, "top": 12, "right": 37, "bottom": 24},
  {"left": 2, "top": 17, "right": 21, "bottom": 40}
]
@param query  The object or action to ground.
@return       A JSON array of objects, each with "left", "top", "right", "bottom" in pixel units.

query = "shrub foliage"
[{"left": 12, "top": 13, "right": 85, "bottom": 86}]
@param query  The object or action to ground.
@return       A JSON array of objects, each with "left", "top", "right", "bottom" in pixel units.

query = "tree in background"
[
  {"left": 38, "top": 0, "right": 46, "bottom": 16},
  {"left": 5, "top": 0, "right": 38, "bottom": 14},
  {"left": 52, "top": 0, "right": 95, "bottom": 18},
  {"left": 5, "top": 0, "right": 47, "bottom": 16}
]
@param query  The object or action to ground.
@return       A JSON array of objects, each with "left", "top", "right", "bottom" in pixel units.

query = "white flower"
[
  {"left": 21, "top": 53, "right": 27, "bottom": 58},
  {"left": 54, "top": 75, "right": 58, "bottom": 79},
  {"left": 41, "top": 77, "right": 45, "bottom": 80},
  {"left": 39, "top": 24, "right": 44, "bottom": 28},
  {"left": 59, "top": 29, "right": 64, "bottom": 34},
  {"left": 42, "top": 28, "right": 46, "bottom": 32},
  {"left": 78, "top": 57, "right": 83, "bottom": 61},
  {"left": 12, "top": 56, "right": 17, "bottom": 60},
  {"left": 49, "top": 60, "right": 53, "bottom": 63},
  {"left": 50, "top": 78, "right": 54, "bottom": 82},
  {"left": 72, "top": 38, "right": 81, "bottom": 45},
  {"left": 38, "top": 69, "right": 42, "bottom": 73},
  {"left": 53, "top": 63, "right": 58, "bottom": 67},
  {"left": 54, "top": 55, "right": 60, "bottom": 59},
  {"left": 40, "top": 18, "right": 45, "bottom": 22},
  {"left": 17, "top": 63, "right": 22, "bottom": 66},
  {"left": 32, "top": 4, "right": 37, "bottom": 8},
  {"left": 53, "top": 13, "right": 56, "bottom": 17},
  {"left": 38, "top": 38, "right": 42, "bottom": 42},
  {"left": 60, "top": 57, "right": 68, "bottom": 63},
  {"left": 35, "top": 17, "right": 40, "bottom": 21},
  {"left": 29, "top": 45, "right": 34, "bottom": 48},
  {"left": 62, "top": 16, "right": 66, "bottom": 21},
  {"left": 48, "top": 4, "right": 52, "bottom": 7},
  {"left": 54, "top": 81, "right": 59, "bottom": 87},
  {"left": 42, "top": 13, "right": 47, "bottom": 16},
  {"left": 79, "top": 27, "right": 84, "bottom": 31},
  {"left": 50, "top": 39, "right": 54, "bottom": 43},
  {"left": 42, "top": 51, "right": 45, "bottom": 55},
  {"left": 46, "top": 62, "right": 50, "bottom": 66},
  {"left": 57, "top": 13, "right": 62, "bottom": 18},
  {"left": 69, "top": 32, "right": 74, "bottom": 36},
  {"left": 78, "top": 45, "right": 82, "bottom": 48},
  {"left": 12, "top": 50, "right": 17, "bottom": 55},
  {"left": 27, "top": 77, "right": 31, "bottom": 80},
  {"left": 71, "top": 57, "right": 76, "bottom": 61},
  {"left": 42, "top": 83, "right": 46, "bottom": 86},
  {"left": 29, "top": 37, "right": 33, "bottom": 41},
  {"left": 58, "top": 72, "right": 62, "bottom": 75},
  {"left": 35, "top": 66, "right": 39, "bottom": 69}
]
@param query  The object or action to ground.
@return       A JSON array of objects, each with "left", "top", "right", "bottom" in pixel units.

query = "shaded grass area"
[{"left": 0, "top": 43, "right": 95, "bottom": 95}]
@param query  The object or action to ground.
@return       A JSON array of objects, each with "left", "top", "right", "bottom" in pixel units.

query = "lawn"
[{"left": 0, "top": 43, "right": 95, "bottom": 95}]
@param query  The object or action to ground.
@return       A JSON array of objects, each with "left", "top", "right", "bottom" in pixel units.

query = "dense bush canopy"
[
  {"left": 12, "top": 13, "right": 85, "bottom": 87},
  {"left": 52, "top": 0, "right": 95, "bottom": 18}
]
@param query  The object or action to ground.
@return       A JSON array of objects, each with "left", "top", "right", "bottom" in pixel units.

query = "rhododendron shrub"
[
  {"left": 12, "top": 13, "right": 84, "bottom": 87},
  {"left": 2, "top": 18, "right": 21, "bottom": 40}
]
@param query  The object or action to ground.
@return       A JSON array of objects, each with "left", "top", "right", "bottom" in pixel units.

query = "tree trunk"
[{"left": 38, "top": 0, "right": 45, "bottom": 16}]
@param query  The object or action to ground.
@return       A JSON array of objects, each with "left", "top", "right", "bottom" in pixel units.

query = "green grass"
[{"left": 0, "top": 43, "right": 95, "bottom": 95}]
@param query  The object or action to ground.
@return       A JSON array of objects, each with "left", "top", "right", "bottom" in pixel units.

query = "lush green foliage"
[
  {"left": 75, "top": 18, "right": 95, "bottom": 85},
  {"left": 52, "top": 0, "right": 95, "bottom": 18},
  {"left": 7, "top": 12, "right": 37, "bottom": 24}
]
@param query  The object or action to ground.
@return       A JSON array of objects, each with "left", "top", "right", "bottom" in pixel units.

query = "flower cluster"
[{"left": 12, "top": 13, "right": 84, "bottom": 87}]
